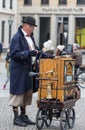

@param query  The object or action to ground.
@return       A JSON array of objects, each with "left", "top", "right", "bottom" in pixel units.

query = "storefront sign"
[{"left": 42, "top": 7, "right": 84, "bottom": 14}]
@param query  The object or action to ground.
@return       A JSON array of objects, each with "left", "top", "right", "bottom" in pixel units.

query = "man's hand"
[{"left": 29, "top": 50, "right": 38, "bottom": 56}]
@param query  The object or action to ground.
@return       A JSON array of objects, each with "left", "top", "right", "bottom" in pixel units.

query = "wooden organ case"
[{"left": 38, "top": 57, "right": 75, "bottom": 102}]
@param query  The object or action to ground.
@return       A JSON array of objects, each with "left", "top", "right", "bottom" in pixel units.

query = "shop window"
[
  {"left": 24, "top": 0, "right": 32, "bottom": 5},
  {"left": 41, "top": 0, "right": 49, "bottom": 5},
  {"left": 75, "top": 18, "right": 85, "bottom": 48},
  {"left": 57, "top": 17, "right": 68, "bottom": 47},
  {"left": 59, "top": 0, "right": 67, "bottom": 5},
  {"left": 77, "top": 0, "right": 85, "bottom": 4}
]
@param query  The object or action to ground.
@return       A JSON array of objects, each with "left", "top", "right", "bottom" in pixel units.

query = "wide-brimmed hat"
[
  {"left": 57, "top": 45, "right": 65, "bottom": 51},
  {"left": 22, "top": 16, "right": 37, "bottom": 27}
]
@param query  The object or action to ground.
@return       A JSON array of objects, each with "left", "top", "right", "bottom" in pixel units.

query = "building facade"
[
  {"left": 0, "top": 0, "right": 17, "bottom": 48},
  {"left": 17, "top": 0, "right": 85, "bottom": 49}
]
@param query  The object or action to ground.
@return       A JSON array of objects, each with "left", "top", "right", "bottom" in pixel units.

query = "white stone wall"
[
  {"left": 15, "top": 0, "right": 85, "bottom": 48},
  {"left": 0, "top": 0, "right": 17, "bottom": 48}
]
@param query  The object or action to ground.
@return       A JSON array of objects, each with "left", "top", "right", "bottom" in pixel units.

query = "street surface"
[{"left": 0, "top": 53, "right": 85, "bottom": 130}]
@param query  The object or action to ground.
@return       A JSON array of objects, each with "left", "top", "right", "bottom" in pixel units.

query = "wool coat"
[{"left": 10, "top": 26, "right": 39, "bottom": 95}]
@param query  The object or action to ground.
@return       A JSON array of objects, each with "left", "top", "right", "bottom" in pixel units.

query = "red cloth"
[{"left": 26, "top": 34, "right": 31, "bottom": 37}]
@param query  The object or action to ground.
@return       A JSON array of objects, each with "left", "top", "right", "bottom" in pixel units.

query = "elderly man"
[
  {"left": 71, "top": 43, "right": 82, "bottom": 70},
  {"left": 9, "top": 16, "right": 39, "bottom": 126}
]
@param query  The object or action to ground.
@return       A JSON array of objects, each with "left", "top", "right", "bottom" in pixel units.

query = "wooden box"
[{"left": 38, "top": 57, "right": 75, "bottom": 102}]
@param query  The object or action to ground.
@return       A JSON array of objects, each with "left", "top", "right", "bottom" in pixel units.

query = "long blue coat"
[{"left": 10, "top": 26, "right": 39, "bottom": 95}]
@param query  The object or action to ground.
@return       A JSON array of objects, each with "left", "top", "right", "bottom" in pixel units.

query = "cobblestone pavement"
[
  {"left": 0, "top": 53, "right": 85, "bottom": 130},
  {"left": 0, "top": 97, "right": 85, "bottom": 130}
]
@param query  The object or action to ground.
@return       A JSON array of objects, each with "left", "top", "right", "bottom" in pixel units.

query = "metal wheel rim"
[
  {"left": 36, "top": 109, "right": 44, "bottom": 129},
  {"left": 78, "top": 72, "right": 85, "bottom": 88},
  {"left": 45, "top": 109, "right": 52, "bottom": 127},
  {"left": 67, "top": 108, "right": 75, "bottom": 129},
  {"left": 60, "top": 110, "right": 68, "bottom": 130}
]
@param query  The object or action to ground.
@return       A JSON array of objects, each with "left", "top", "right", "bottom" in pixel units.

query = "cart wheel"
[
  {"left": 77, "top": 71, "right": 85, "bottom": 89},
  {"left": 45, "top": 109, "right": 52, "bottom": 127},
  {"left": 36, "top": 109, "right": 44, "bottom": 130},
  {"left": 67, "top": 108, "right": 75, "bottom": 129},
  {"left": 60, "top": 110, "right": 68, "bottom": 130}
]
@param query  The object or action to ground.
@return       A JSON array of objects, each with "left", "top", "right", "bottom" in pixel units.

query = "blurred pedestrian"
[
  {"left": 71, "top": 43, "right": 82, "bottom": 98},
  {"left": 71, "top": 43, "right": 82, "bottom": 71},
  {"left": 55, "top": 45, "right": 65, "bottom": 56},
  {"left": 9, "top": 16, "right": 39, "bottom": 127},
  {"left": 42, "top": 40, "right": 54, "bottom": 55},
  {"left": 0, "top": 42, "right": 3, "bottom": 60},
  {"left": 3, "top": 48, "right": 10, "bottom": 89}
]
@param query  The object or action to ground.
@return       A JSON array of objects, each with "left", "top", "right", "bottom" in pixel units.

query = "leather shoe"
[
  {"left": 20, "top": 114, "right": 36, "bottom": 125},
  {"left": 13, "top": 116, "right": 28, "bottom": 127}
]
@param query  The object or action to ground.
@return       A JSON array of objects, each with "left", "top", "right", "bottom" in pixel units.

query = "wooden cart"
[{"left": 36, "top": 57, "right": 80, "bottom": 130}]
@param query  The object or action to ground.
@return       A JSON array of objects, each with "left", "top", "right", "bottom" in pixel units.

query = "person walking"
[
  {"left": 9, "top": 16, "right": 39, "bottom": 127},
  {"left": 3, "top": 48, "right": 10, "bottom": 89},
  {"left": 71, "top": 43, "right": 82, "bottom": 71},
  {"left": 0, "top": 42, "right": 3, "bottom": 60}
]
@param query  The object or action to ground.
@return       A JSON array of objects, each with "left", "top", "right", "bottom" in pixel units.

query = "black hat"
[{"left": 22, "top": 16, "right": 37, "bottom": 27}]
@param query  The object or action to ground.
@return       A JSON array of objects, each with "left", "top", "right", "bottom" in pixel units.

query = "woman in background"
[{"left": 3, "top": 48, "right": 10, "bottom": 89}]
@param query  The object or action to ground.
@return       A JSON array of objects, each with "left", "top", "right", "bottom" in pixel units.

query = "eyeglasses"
[{"left": 29, "top": 25, "right": 35, "bottom": 28}]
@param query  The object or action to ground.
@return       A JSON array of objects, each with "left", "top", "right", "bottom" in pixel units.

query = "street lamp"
[{"left": 8, "top": 16, "right": 13, "bottom": 44}]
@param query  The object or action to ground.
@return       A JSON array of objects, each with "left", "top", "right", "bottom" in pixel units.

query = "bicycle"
[{"left": 76, "top": 65, "right": 85, "bottom": 89}]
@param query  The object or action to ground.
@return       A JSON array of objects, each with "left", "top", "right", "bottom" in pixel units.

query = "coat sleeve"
[
  {"left": 10, "top": 35, "right": 30, "bottom": 62},
  {"left": 71, "top": 52, "right": 76, "bottom": 59}
]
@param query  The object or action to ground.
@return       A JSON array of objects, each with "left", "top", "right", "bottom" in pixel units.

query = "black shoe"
[
  {"left": 20, "top": 114, "right": 36, "bottom": 125},
  {"left": 13, "top": 116, "right": 28, "bottom": 127}
]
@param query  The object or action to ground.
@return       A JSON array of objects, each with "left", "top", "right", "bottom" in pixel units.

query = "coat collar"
[{"left": 18, "top": 26, "right": 33, "bottom": 38}]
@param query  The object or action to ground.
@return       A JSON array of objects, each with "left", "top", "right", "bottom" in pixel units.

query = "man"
[
  {"left": 9, "top": 16, "right": 39, "bottom": 127},
  {"left": 71, "top": 43, "right": 82, "bottom": 70}
]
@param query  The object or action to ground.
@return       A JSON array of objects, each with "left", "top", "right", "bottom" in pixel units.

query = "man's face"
[
  {"left": 73, "top": 45, "right": 77, "bottom": 51},
  {"left": 56, "top": 48, "right": 61, "bottom": 55},
  {"left": 26, "top": 24, "right": 35, "bottom": 34}
]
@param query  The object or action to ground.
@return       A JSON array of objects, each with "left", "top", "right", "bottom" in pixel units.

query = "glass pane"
[
  {"left": 41, "top": 0, "right": 49, "bottom": 5},
  {"left": 1, "top": 21, "right": 5, "bottom": 42},
  {"left": 77, "top": 0, "right": 85, "bottom": 4},
  {"left": 10, "top": 0, "right": 13, "bottom": 9},
  {"left": 75, "top": 18, "right": 85, "bottom": 48},
  {"left": 2, "top": 0, "right": 5, "bottom": 8},
  {"left": 59, "top": 0, "right": 67, "bottom": 4},
  {"left": 24, "top": 0, "right": 32, "bottom": 5}
]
